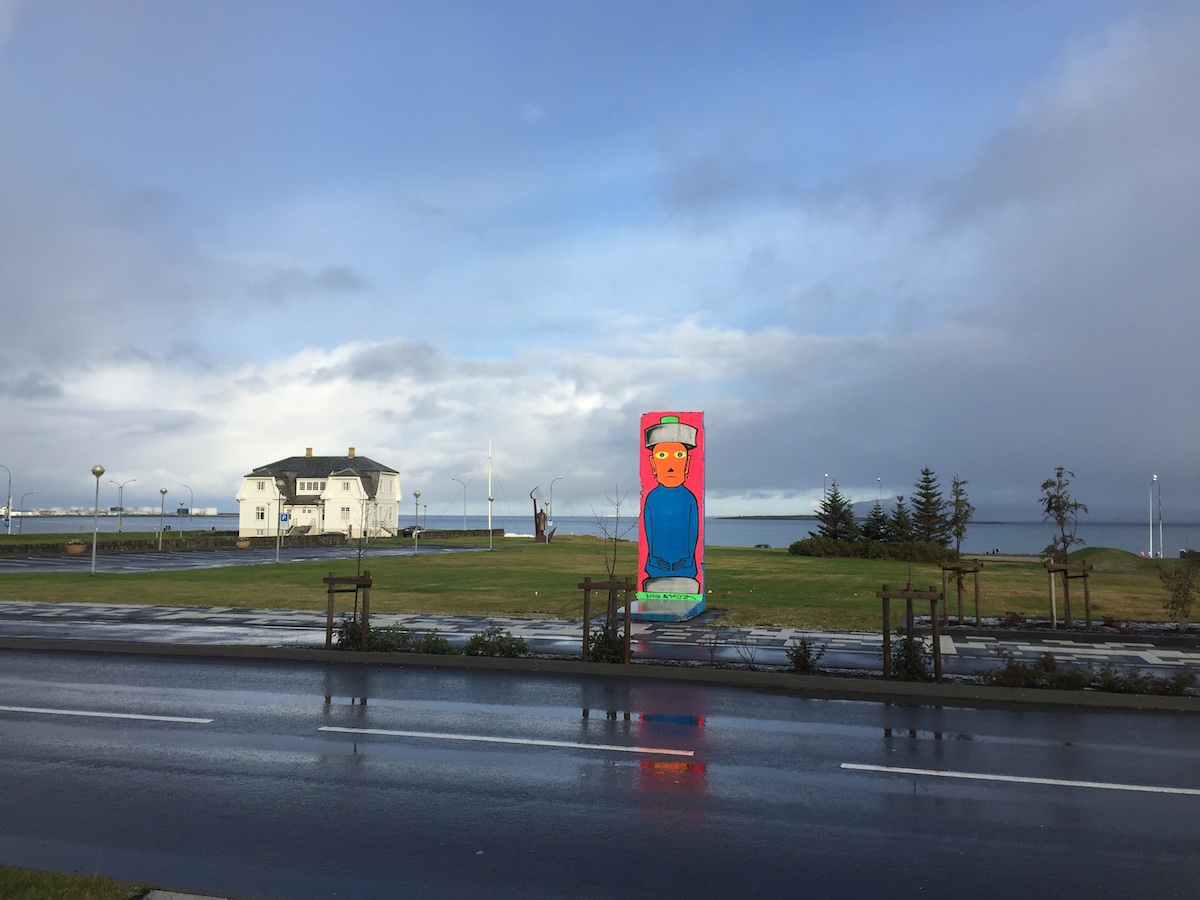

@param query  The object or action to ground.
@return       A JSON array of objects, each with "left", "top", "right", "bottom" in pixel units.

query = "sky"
[{"left": 0, "top": 0, "right": 1196, "bottom": 524}]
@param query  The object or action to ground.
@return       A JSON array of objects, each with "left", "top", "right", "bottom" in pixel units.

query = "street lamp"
[
  {"left": 178, "top": 501, "right": 185, "bottom": 541},
  {"left": 1150, "top": 475, "right": 1157, "bottom": 558},
  {"left": 275, "top": 477, "right": 288, "bottom": 563},
  {"left": 0, "top": 463, "right": 10, "bottom": 535},
  {"left": 110, "top": 478, "right": 136, "bottom": 532},
  {"left": 1156, "top": 475, "right": 1163, "bottom": 559},
  {"left": 18, "top": 491, "right": 37, "bottom": 535},
  {"left": 422, "top": 503, "right": 427, "bottom": 528},
  {"left": 413, "top": 490, "right": 421, "bottom": 527},
  {"left": 158, "top": 488, "right": 168, "bottom": 551},
  {"left": 548, "top": 475, "right": 562, "bottom": 526},
  {"left": 452, "top": 477, "right": 466, "bottom": 531},
  {"left": 90, "top": 465, "right": 105, "bottom": 574},
  {"left": 180, "top": 483, "right": 193, "bottom": 528}
]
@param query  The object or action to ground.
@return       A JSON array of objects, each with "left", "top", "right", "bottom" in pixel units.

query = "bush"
[
  {"left": 977, "top": 651, "right": 1194, "bottom": 695},
  {"left": 335, "top": 616, "right": 455, "bottom": 654},
  {"left": 463, "top": 625, "right": 531, "bottom": 658},
  {"left": 412, "top": 629, "right": 455, "bottom": 654},
  {"left": 887, "top": 633, "right": 933, "bottom": 681},
  {"left": 788, "top": 537, "right": 947, "bottom": 563},
  {"left": 785, "top": 634, "right": 827, "bottom": 674},
  {"left": 979, "top": 651, "right": 1089, "bottom": 690},
  {"left": 1159, "top": 559, "right": 1199, "bottom": 632},
  {"left": 588, "top": 624, "right": 628, "bottom": 663}
]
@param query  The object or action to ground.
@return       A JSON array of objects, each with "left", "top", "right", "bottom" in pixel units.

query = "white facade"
[{"left": 234, "top": 448, "right": 401, "bottom": 538}]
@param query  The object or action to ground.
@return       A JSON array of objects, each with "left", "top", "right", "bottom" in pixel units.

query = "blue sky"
[{"left": 0, "top": 0, "right": 1196, "bottom": 526}]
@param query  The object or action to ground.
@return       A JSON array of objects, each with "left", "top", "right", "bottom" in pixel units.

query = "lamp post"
[
  {"left": 0, "top": 463, "right": 10, "bottom": 535},
  {"left": 90, "top": 465, "right": 105, "bottom": 574},
  {"left": 158, "top": 488, "right": 167, "bottom": 551},
  {"left": 178, "top": 501, "right": 185, "bottom": 541},
  {"left": 110, "top": 478, "right": 136, "bottom": 532},
  {"left": 180, "top": 483, "right": 193, "bottom": 527},
  {"left": 275, "top": 477, "right": 288, "bottom": 563},
  {"left": 877, "top": 477, "right": 882, "bottom": 503},
  {"left": 1156, "top": 475, "right": 1163, "bottom": 559},
  {"left": 548, "top": 474, "right": 562, "bottom": 526},
  {"left": 824, "top": 473, "right": 828, "bottom": 497},
  {"left": 452, "top": 477, "right": 466, "bottom": 531},
  {"left": 488, "top": 495, "right": 494, "bottom": 551},
  {"left": 408, "top": 489, "right": 421, "bottom": 554},
  {"left": 18, "top": 491, "right": 37, "bottom": 535},
  {"left": 1150, "top": 475, "right": 1156, "bottom": 558},
  {"left": 422, "top": 503, "right": 427, "bottom": 528}
]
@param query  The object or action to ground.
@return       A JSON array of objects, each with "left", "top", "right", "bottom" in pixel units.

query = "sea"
[{"left": 5, "top": 513, "right": 1197, "bottom": 558}]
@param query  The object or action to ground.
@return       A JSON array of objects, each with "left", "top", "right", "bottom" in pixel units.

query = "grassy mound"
[{"left": 1070, "top": 546, "right": 1155, "bottom": 574}]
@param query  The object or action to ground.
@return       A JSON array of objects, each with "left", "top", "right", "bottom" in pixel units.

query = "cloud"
[{"left": 248, "top": 264, "right": 372, "bottom": 307}]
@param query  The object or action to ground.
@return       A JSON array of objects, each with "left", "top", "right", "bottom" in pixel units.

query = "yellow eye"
[
  {"left": 674, "top": 451, "right": 686, "bottom": 459},
  {"left": 655, "top": 451, "right": 669, "bottom": 459}
]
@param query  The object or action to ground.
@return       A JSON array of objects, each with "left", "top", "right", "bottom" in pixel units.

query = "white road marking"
[
  {"left": 318, "top": 726, "right": 694, "bottom": 757},
  {"left": 841, "top": 763, "right": 1200, "bottom": 796},
  {"left": 0, "top": 704, "right": 213, "bottom": 724}
]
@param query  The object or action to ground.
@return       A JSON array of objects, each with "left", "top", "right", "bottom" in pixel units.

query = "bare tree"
[{"left": 587, "top": 485, "right": 637, "bottom": 661}]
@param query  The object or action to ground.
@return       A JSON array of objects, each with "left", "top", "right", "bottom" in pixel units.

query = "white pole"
[
  {"left": 487, "top": 441, "right": 494, "bottom": 551},
  {"left": 1157, "top": 476, "right": 1163, "bottom": 559},
  {"left": 1150, "top": 476, "right": 1155, "bottom": 557}
]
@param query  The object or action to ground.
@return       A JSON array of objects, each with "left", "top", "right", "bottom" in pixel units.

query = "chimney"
[
  {"left": 348, "top": 447, "right": 356, "bottom": 459},
  {"left": 305, "top": 448, "right": 313, "bottom": 458}
]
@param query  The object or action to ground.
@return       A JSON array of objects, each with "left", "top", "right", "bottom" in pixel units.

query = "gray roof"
[{"left": 245, "top": 455, "right": 398, "bottom": 501}]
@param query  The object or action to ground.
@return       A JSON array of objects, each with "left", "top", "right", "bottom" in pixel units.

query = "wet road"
[{"left": 1, "top": 650, "right": 1198, "bottom": 898}]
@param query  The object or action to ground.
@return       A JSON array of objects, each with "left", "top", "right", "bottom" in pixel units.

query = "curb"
[{"left": 4, "top": 635, "right": 1198, "bottom": 715}]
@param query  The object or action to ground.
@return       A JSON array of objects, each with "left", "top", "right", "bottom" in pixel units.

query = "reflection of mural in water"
[{"left": 636, "top": 412, "right": 705, "bottom": 620}]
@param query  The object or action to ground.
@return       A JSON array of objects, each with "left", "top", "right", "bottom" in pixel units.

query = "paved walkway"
[{"left": 1, "top": 601, "right": 1197, "bottom": 679}]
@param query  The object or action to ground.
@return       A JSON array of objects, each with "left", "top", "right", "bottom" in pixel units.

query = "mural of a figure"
[{"left": 636, "top": 412, "right": 705, "bottom": 620}]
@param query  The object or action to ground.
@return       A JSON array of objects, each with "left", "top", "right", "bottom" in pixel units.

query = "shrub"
[
  {"left": 335, "top": 616, "right": 455, "bottom": 654},
  {"left": 463, "top": 625, "right": 531, "bottom": 658},
  {"left": 975, "top": 651, "right": 1193, "bottom": 695},
  {"left": 788, "top": 537, "right": 947, "bottom": 563},
  {"left": 1159, "top": 559, "right": 1199, "bottom": 632},
  {"left": 412, "top": 629, "right": 455, "bottom": 654},
  {"left": 785, "top": 634, "right": 828, "bottom": 674},
  {"left": 588, "top": 624, "right": 628, "bottom": 663},
  {"left": 887, "top": 633, "right": 933, "bottom": 681},
  {"left": 979, "top": 651, "right": 1089, "bottom": 690}
]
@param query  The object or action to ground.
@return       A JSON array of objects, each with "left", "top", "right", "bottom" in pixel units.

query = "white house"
[{"left": 234, "top": 447, "right": 401, "bottom": 538}]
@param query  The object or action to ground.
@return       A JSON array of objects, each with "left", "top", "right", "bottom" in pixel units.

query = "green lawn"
[
  {"left": 0, "top": 535, "right": 1180, "bottom": 631},
  {"left": 0, "top": 865, "right": 135, "bottom": 900}
]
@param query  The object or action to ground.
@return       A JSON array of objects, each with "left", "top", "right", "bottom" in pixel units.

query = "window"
[
  {"left": 256, "top": 481, "right": 265, "bottom": 491},
  {"left": 341, "top": 481, "right": 350, "bottom": 491},
  {"left": 340, "top": 506, "right": 350, "bottom": 520},
  {"left": 255, "top": 506, "right": 265, "bottom": 521}
]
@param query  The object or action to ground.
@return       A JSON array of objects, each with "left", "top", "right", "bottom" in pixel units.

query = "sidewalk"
[{"left": 1, "top": 600, "right": 1197, "bottom": 679}]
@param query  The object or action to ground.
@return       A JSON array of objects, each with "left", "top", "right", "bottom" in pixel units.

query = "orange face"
[{"left": 649, "top": 442, "right": 690, "bottom": 487}]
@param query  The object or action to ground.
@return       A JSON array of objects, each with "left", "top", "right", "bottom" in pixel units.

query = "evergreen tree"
[
  {"left": 949, "top": 474, "right": 975, "bottom": 558},
  {"left": 911, "top": 467, "right": 951, "bottom": 546},
  {"left": 888, "top": 495, "right": 913, "bottom": 543},
  {"left": 813, "top": 481, "right": 859, "bottom": 542},
  {"left": 861, "top": 500, "right": 889, "bottom": 542}
]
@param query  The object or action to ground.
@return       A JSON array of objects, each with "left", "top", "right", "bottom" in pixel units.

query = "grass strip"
[{"left": 0, "top": 535, "right": 1178, "bottom": 631}]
